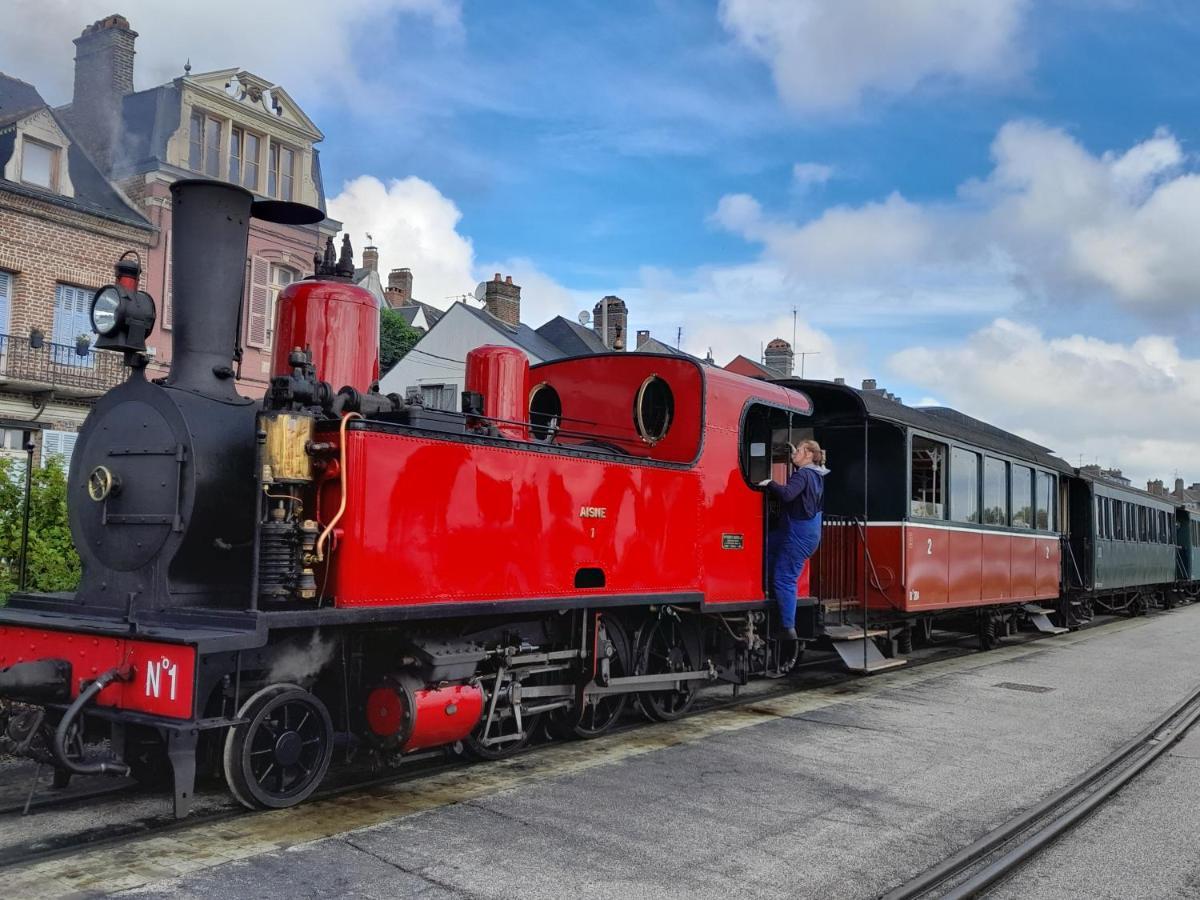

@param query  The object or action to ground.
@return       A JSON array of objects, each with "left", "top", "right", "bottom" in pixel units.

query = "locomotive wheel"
[
  {"left": 634, "top": 612, "right": 702, "bottom": 722},
  {"left": 223, "top": 684, "right": 333, "bottom": 810},
  {"left": 465, "top": 672, "right": 545, "bottom": 760},
  {"left": 552, "top": 614, "right": 632, "bottom": 739}
]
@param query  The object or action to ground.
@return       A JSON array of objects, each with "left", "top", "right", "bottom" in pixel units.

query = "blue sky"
[{"left": 7, "top": 0, "right": 1200, "bottom": 483}]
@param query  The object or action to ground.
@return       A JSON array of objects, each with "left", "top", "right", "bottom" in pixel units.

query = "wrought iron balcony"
[{"left": 0, "top": 332, "right": 128, "bottom": 398}]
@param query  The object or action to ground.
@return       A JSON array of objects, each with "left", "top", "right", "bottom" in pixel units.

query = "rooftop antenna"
[
  {"left": 797, "top": 349, "right": 821, "bottom": 378},
  {"left": 792, "top": 305, "right": 797, "bottom": 349},
  {"left": 676, "top": 326, "right": 682, "bottom": 349},
  {"left": 366, "top": 232, "right": 374, "bottom": 244},
  {"left": 184, "top": 58, "right": 192, "bottom": 75},
  {"left": 472, "top": 282, "right": 488, "bottom": 305}
]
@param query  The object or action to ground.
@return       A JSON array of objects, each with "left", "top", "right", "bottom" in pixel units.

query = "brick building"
[
  {"left": 0, "top": 71, "right": 152, "bottom": 469},
  {"left": 0, "top": 14, "right": 340, "bottom": 472}
]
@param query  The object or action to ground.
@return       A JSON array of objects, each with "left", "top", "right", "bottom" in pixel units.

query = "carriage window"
[
  {"left": 740, "top": 403, "right": 800, "bottom": 485},
  {"left": 950, "top": 448, "right": 980, "bottom": 523},
  {"left": 1138, "top": 506, "right": 1148, "bottom": 542},
  {"left": 634, "top": 376, "right": 674, "bottom": 443},
  {"left": 911, "top": 436, "right": 947, "bottom": 519},
  {"left": 1127, "top": 504, "right": 1137, "bottom": 541},
  {"left": 1105, "top": 499, "right": 1113, "bottom": 539},
  {"left": 1113, "top": 500, "right": 1124, "bottom": 540},
  {"left": 528, "top": 383, "right": 562, "bottom": 442},
  {"left": 982, "top": 458, "right": 1008, "bottom": 526},
  {"left": 1161, "top": 511, "right": 1170, "bottom": 544},
  {"left": 1149, "top": 510, "right": 1157, "bottom": 543},
  {"left": 1011, "top": 465, "right": 1033, "bottom": 528},
  {"left": 1035, "top": 472, "right": 1055, "bottom": 530}
]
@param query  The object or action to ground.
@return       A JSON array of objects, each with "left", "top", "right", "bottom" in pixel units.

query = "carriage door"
[{"left": 741, "top": 403, "right": 812, "bottom": 590}]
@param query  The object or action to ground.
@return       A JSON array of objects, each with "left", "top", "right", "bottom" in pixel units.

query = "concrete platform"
[{"left": 10, "top": 607, "right": 1200, "bottom": 899}]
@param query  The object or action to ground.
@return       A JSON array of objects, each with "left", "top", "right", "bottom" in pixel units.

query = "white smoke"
[{"left": 266, "top": 632, "right": 338, "bottom": 686}]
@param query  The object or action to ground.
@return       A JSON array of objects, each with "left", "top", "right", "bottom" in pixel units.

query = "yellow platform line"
[{"left": 4, "top": 614, "right": 1158, "bottom": 898}]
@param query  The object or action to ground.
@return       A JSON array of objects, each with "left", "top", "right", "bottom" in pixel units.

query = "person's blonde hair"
[{"left": 793, "top": 439, "right": 826, "bottom": 467}]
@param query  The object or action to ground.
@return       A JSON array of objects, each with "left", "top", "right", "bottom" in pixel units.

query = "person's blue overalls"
[{"left": 760, "top": 442, "right": 829, "bottom": 640}]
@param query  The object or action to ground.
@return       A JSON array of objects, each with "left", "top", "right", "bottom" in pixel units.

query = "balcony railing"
[{"left": 0, "top": 332, "right": 128, "bottom": 397}]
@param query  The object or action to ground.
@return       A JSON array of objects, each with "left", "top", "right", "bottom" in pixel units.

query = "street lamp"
[{"left": 17, "top": 439, "right": 35, "bottom": 592}]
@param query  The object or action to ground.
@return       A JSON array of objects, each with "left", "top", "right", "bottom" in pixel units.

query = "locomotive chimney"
[{"left": 166, "top": 179, "right": 254, "bottom": 401}]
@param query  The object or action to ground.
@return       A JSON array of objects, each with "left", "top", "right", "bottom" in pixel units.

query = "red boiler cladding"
[{"left": 272, "top": 279, "right": 380, "bottom": 392}]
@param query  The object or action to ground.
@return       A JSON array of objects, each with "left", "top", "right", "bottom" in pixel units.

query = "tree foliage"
[
  {"left": 0, "top": 456, "right": 81, "bottom": 602},
  {"left": 380, "top": 308, "right": 422, "bottom": 372}
]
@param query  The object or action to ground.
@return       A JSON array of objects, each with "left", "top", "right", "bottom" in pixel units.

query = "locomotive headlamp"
[
  {"left": 91, "top": 287, "right": 122, "bottom": 335},
  {"left": 92, "top": 253, "right": 157, "bottom": 355}
]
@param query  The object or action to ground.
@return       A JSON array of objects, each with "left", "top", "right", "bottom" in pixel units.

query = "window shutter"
[
  {"left": 247, "top": 256, "right": 269, "bottom": 347},
  {"left": 0, "top": 271, "right": 10, "bottom": 333},
  {"left": 162, "top": 229, "right": 173, "bottom": 330},
  {"left": 41, "top": 429, "right": 78, "bottom": 470}
]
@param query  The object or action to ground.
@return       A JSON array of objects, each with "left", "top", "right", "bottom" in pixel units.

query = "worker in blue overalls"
[{"left": 760, "top": 440, "right": 829, "bottom": 641}]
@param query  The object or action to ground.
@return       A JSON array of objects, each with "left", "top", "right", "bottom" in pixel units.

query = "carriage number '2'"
[
  {"left": 926, "top": 538, "right": 933, "bottom": 556},
  {"left": 145, "top": 656, "right": 179, "bottom": 701}
]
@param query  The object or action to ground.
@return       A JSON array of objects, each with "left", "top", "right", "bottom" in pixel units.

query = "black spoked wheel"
[
  {"left": 553, "top": 615, "right": 632, "bottom": 739},
  {"left": 223, "top": 684, "right": 333, "bottom": 810},
  {"left": 465, "top": 671, "right": 544, "bottom": 760},
  {"left": 635, "top": 611, "right": 702, "bottom": 722}
]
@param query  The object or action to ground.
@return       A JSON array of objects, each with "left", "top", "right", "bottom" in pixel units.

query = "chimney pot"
[
  {"left": 862, "top": 378, "right": 877, "bottom": 390},
  {"left": 505, "top": 275, "right": 512, "bottom": 284},
  {"left": 494, "top": 273, "right": 502, "bottom": 282}
]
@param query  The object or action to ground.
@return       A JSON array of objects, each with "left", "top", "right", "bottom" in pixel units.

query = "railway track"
[
  {"left": 0, "top": 612, "right": 1152, "bottom": 881},
  {"left": 881, "top": 673, "right": 1200, "bottom": 899}
]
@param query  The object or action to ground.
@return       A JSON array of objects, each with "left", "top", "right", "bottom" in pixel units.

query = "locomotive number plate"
[{"left": 721, "top": 533, "right": 744, "bottom": 550}]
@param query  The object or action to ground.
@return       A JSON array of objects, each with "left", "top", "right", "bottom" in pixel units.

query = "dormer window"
[
  {"left": 268, "top": 141, "right": 295, "bottom": 201},
  {"left": 188, "top": 110, "right": 222, "bottom": 177},
  {"left": 21, "top": 138, "right": 57, "bottom": 190}
]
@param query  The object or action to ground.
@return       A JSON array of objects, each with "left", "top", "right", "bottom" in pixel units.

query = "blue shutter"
[
  {"left": 0, "top": 271, "right": 10, "bottom": 334},
  {"left": 52, "top": 284, "right": 95, "bottom": 368},
  {"left": 41, "top": 429, "right": 78, "bottom": 471}
]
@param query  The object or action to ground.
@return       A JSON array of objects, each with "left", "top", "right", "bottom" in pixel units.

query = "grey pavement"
[{"left": 105, "top": 607, "right": 1200, "bottom": 900}]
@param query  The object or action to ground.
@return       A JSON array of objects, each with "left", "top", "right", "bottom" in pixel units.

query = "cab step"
[{"left": 1022, "top": 604, "right": 1069, "bottom": 635}]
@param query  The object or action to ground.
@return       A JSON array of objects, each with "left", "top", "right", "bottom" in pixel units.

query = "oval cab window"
[
  {"left": 634, "top": 375, "right": 673, "bottom": 443},
  {"left": 528, "top": 383, "right": 562, "bottom": 441}
]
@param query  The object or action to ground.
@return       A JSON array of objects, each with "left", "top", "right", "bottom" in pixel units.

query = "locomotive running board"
[
  {"left": 1022, "top": 605, "right": 1070, "bottom": 635},
  {"left": 823, "top": 626, "right": 907, "bottom": 675}
]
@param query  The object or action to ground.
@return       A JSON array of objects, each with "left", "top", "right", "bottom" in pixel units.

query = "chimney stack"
[
  {"left": 592, "top": 295, "right": 628, "bottom": 351},
  {"left": 834, "top": 377, "right": 845, "bottom": 385},
  {"left": 636, "top": 329, "right": 650, "bottom": 349},
  {"left": 385, "top": 268, "right": 413, "bottom": 307},
  {"left": 68, "top": 15, "right": 137, "bottom": 172},
  {"left": 166, "top": 180, "right": 253, "bottom": 401},
  {"left": 764, "top": 338, "right": 794, "bottom": 376},
  {"left": 484, "top": 273, "right": 521, "bottom": 327},
  {"left": 862, "top": 378, "right": 877, "bottom": 391},
  {"left": 362, "top": 243, "right": 379, "bottom": 273},
  {"left": 1175, "top": 478, "right": 1185, "bottom": 499}
]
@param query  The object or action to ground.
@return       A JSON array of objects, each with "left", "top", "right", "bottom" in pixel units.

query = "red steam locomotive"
[{"left": 0, "top": 180, "right": 1193, "bottom": 817}]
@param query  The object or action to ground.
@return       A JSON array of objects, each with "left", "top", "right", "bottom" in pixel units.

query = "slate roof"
[
  {"left": 0, "top": 73, "right": 45, "bottom": 126},
  {"left": 459, "top": 302, "right": 567, "bottom": 360},
  {"left": 636, "top": 336, "right": 704, "bottom": 361},
  {"left": 0, "top": 75, "right": 149, "bottom": 230},
  {"left": 535, "top": 316, "right": 608, "bottom": 356}
]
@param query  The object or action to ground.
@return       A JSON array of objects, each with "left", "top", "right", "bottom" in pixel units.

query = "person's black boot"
[{"left": 782, "top": 627, "right": 798, "bottom": 642}]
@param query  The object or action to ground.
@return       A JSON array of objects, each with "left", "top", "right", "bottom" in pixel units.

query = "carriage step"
[
  {"left": 831, "top": 636, "right": 907, "bottom": 674},
  {"left": 823, "top": 625, "right": 889, "bottom": 640},
  {"left": 1022, "top": 604, "right": 1069, "bottom": 635}
]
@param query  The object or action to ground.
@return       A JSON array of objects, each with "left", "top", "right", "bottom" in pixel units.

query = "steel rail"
[{"left": 881, "top": 680, "right": 1200, "bottom": 900}]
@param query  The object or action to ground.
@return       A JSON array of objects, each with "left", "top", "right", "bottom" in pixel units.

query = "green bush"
[
  {"left": 0, "top": 456, "right": 81, "bottom": 602},
  {"left": 380, "top": 308, "right": 422, "bottom": 372}
]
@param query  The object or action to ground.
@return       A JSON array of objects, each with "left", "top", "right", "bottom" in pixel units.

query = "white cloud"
[
  {"left": 889, "top": 319, "right": 1200, "bottom": 484},
  {"left": 714, "top": 122, "right": 1200, "bottom": 321},
  {"left": 793, "top": 162, "right": 834, "bottom": 187},
  {"left": 328, "top": 175, "right": 474, "bottom": 307},
  {"left": 718, "top": 0, "right": 1029, "bottom": 113},
  {"left": 0, "top": 0, "right": 460, "bottom": 105}
]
